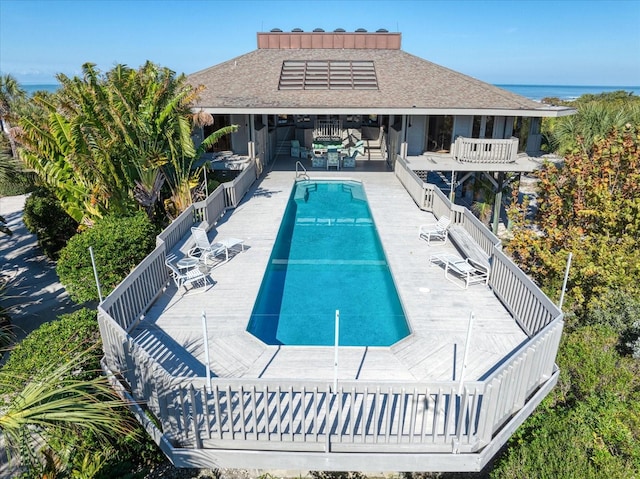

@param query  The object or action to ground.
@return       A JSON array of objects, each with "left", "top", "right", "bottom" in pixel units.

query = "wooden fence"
[{"left": 97, "top": 156, "right": 563, "bottom": 469}]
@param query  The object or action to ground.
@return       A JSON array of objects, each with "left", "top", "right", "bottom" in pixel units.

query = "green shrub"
[
  {"left": 0, "top": 171, "right": 34, "bottom": 196},
  {"left": 491, "top": 392, "right": 640, "bottom": 479},
  {"left": 584, "top": 289, "right": 640, "bottom": 334},
  {"left": 0, "top": 148, "right": 35, "bottom": 196},
  {"left": 23, "top": 186, "right": 79, "bottom": 259},
  {"left": 56, "top": 212, "right": 157, "bottom": 303},
  {"left": 556, "top": 325, "right": 638, "bottom": 404},
  {"left": 491, "top": 326, "right": 640, "bottom": 478},
  {"left": 0, "top": 308, "right": 99, "bottom": 396}
]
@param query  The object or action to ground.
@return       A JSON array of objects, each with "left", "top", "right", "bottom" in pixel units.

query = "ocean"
[
  {"left": 496, "top": 84, "right": 640, "bottom": 101},
  {"left": 22, "top": 83, "right": 640, "bottom": 102}
]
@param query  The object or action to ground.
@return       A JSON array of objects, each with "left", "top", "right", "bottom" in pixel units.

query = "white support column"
[
  {"left": 401, "top": 115, "right": 408, "bottom": 159},
  {"left": 249, "top": 114, "right": 256, "bottom": 159}
]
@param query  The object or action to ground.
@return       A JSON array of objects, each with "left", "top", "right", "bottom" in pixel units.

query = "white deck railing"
[
  {"left": 313, "top": 119, "right": 342, "bottom": 141},
  {"left": 97, "top": 156, "right": 563, "bottom": 470},
  {"left": 451, "top": 137, "right": 519, "bottom": 163},
  {"left": 98, "top": 308, "right": 561, "bottom": 458}
]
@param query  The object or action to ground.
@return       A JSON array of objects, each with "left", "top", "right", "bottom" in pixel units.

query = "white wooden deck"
[{"left": 134, "top": 156, "right": 527, "bottom": 383}]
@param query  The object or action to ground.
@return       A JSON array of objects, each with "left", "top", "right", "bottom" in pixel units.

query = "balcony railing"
[{"left": 451, "top": 136, "right": 519, "bottom": 163}]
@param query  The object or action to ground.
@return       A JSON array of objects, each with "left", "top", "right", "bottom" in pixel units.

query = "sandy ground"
[{"left": 0, "top": 194, "right": 79, "bottom": 343}]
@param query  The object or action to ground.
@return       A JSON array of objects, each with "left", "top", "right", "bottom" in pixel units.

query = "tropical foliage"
[
  {"left": 56, "top": 212, "right": 157, "bottom": 303},
  {"left": 493, "top": 93, "right": 640, "bottom": 477},
  {"left": 14, "top": 62, "right": 237, "bottom": 226},
  {"left": 0, "top": 309, "right": 161, "bottom": 478},
  {"left": 541, "top": 90, "right": 640, "bottom": 155},
  {"left": 506, "top": 122, "right": 640, "bottom": 323}
]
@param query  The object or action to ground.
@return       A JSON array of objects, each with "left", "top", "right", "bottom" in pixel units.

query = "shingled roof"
[{"left": 188, "top": 31, "right": 568, "bottom": 116}]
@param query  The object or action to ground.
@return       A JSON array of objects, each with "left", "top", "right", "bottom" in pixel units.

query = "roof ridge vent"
[{"left": 258, "top": 30, "right": 402, "bottom": 49}]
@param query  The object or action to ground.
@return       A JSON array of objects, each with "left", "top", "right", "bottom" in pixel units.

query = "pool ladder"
[{"left": 296, "top": 161, "right": 309, "bottom": 180}]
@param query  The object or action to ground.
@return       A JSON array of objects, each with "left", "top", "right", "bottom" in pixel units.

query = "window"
[
  {"left": 427, "top": 116, "right": 453, "bottom": 152},
  {"left": 472, "top": 116, "right": 495, "bottom": 138},
  {"left": 278, "top": 60, "right": 378, "bottom": 90}
]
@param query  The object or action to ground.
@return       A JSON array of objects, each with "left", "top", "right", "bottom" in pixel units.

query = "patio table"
[{"left": 176, "top": 256, "right": 199, "bottom": 271}]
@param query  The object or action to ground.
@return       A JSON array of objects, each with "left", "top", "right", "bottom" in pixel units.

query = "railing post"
[
  {"left": 202, "top": 311, "right": 212, "bottom": 394},
  {"left": 334, "top": 310, "right": 340, "bottom": 391}
]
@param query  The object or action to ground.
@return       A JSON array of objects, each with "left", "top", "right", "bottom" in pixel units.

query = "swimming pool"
[{"left": 247, "top": 180, "right": 410, "bottom": 346}]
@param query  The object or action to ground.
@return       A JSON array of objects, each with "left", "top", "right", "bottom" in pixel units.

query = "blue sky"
[{"left": 1, "top": 0, "right": 639, "bottom": 86}]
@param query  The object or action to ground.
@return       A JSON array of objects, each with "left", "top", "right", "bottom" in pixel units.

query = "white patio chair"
[
  {"left": 165, "top": 255, "right": 211, "bottom": 293},
  {"left": 188, "top": 227, "right": 226, "bottom": 260},
  {"left": 419, "top": 216, "right": 451, "bottom": 245}
]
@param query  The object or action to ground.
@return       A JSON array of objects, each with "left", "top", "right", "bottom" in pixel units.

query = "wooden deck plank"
[{"left": 132, "top": 157, "right": 528, "bottom": 383}]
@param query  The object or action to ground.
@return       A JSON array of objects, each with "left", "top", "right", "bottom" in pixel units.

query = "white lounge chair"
[
  {"left": 429, "top": 252, "right": 489, "bottom": 289},
  {"left": 419, "top": 216, "right": 451, "bottom": 245},
  {"left": 165, "top": 254, "right": 211, "bottom": 292},
  {"left": 188, "top": 227, "right": 244, "bottom": 266}
]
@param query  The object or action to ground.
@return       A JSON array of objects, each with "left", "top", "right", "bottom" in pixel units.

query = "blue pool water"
[{"left": 247, "top": 180, "right": 409, "bottom": 346}]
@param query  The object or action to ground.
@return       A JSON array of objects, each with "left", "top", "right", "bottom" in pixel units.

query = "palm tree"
[
  {"left": 15, "top": 62, "right": 237, "bottom": 226},
  {"left": 0, "top": 74, "right": 26, "bottom": 158},
  {"left": 0, "top": 350, "right": 135, "bottom": 476},
  {"left": 163, "top": 123, "right": 239, "bottom": 218},
  {"left": 549, "top": 101, "right": 640, "bottom": 155}
]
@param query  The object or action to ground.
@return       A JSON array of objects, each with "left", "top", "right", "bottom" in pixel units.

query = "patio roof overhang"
[{"left": 197, "top": 105, "right": 575, "bottom": 117}]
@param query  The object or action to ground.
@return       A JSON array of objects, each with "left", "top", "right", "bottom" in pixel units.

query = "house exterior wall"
[
  {"left": 493, "top": 117, "right": 507, "bottom": 139},
  {"left": 526, "top": 117, "right": 543, "bottom": 155},
  {"left": 453, "top": 116, "right": 474, "bottom": 142},
  {"left": 229, "top": 112, "right": 540, "bottom": 160}
]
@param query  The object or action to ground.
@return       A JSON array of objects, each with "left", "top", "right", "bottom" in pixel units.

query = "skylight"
[{"left": 278, "top": 60, "right": 378, "bottom": 90}]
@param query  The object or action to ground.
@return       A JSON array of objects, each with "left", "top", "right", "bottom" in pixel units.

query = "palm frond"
[{"left": 0, "top": 350, "right": 136, "bottom": 464}]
